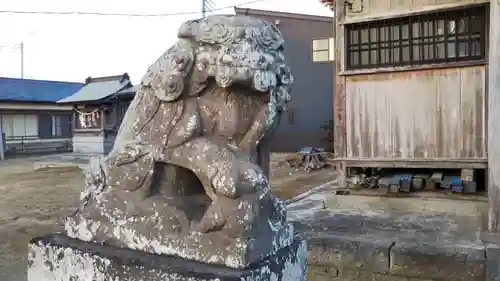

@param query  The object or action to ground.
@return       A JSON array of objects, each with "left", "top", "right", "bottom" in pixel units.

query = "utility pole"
[
  {"left": 202, "top": 0, "right": 207, "bottom": 17},
  {"left": 20, "top": 42, "right": 24, "bottom": 79},
  {"left": 202, "top": 0, "right": 215, "bottom": 18}
]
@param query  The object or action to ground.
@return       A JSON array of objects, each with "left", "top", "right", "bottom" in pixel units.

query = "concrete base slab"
[
  {"left": 287, "top": 187, "right": 488, "bottom": 281},
  {"left": 32, "top": 153, "right": 96, "bottom": 171},
  {"left": 27, "top": 233, "right": 307, "bottom": 281},
  {"left": 487, "top": 243, "right": 500, "bottom": 281}
]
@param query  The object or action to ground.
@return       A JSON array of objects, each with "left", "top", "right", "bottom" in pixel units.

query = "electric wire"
[{"left": 0, "top": 0, "right": 266, "bottom": 17}]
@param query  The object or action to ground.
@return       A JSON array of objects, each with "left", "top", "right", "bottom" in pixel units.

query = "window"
[
  {"left": 0, "top": 115, "right": 13, "bottom": 137},
  {"left": 313, "top": 37, "right": 335, "bottom": 62},
  {"left": 287, "top": 108, "right": 296, "bottom": 126},
  {"left": 38, "top": 114, "right": 72, "bottom": 139},
  {"left": 52, "top": 115, "right": 62, "bottom": 137},
  {"left": 0, "top": 114, "right": 38, "bottom": 139},
  {"left": 345, "top": 5, "right": 487, "bottom": 69}
]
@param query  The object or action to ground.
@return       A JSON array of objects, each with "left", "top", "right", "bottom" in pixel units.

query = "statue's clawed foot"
[{"left": 192, "top": 200, "right": 226, "bottom": 233}]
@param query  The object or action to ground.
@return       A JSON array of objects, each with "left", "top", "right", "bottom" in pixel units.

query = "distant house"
[
  {"left": 235, "top": 8, "right": 334, "bottom": 152},
  {"left": 57, "top": 73, "right": 135, "bottom": 155},
  {"left": 0, "top": 77, "right": 84, "bottom": 155}
]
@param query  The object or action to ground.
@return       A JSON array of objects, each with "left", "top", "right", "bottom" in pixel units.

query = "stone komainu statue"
[{"left": 65, "top": 15, "right": 295, "bottom": 269}]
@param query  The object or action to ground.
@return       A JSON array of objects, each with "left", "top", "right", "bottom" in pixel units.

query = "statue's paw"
[
  {"left": 192, "top": 202, "right": 227, "bottom": 233},
  {"left": 212, "top": 167, "right": 239, "bottom": 198},
  {"left": 192, "top": 215, "right": 226, "bottom": 233},
  {"left": 236, "top": 161, "right": 270, "bottom": 195},
  {"left": 238, "top": 143, "right": 258, "bottom": 164}
]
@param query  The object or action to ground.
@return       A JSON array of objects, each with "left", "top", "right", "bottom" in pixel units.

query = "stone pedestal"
[{"left": 27, "top": 233, "right": 307, "bottom": 281}]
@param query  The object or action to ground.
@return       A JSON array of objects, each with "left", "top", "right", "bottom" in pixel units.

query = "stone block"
[
  {"left": 487, "top": 244, "right": 500, "bottom": 281},
  {"left": 307, "top": 235, "right": 392, "bottom": 272},
  {"left": 28, "top": 233, "right": 307, "bottom": 281},
  {"left": 309, "top": 266, "right": 435, "bottom": 281},
  {"left": 390, "top": 242, "right": 486, "bottom": 281},
  {"left": 307, "top": 265, "right": 339, "bottom": 281}
]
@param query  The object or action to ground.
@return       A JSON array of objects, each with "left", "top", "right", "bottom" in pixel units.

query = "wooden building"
[
  {"left": 57, "top": 73, "right": 135, "bottom": 155},
  {"left": 0, "top": 77, "right": 84, "bottom": 156},
  {"left": 320, "top": 0, "right": 489, "bottom": 171},
  {"left": 317, "top": 0, "right": 500, "bottom": 233}
]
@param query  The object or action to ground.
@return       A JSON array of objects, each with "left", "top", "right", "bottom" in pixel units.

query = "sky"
[{"left": 0, "top": 0, "right": 332, "bottom": 83}]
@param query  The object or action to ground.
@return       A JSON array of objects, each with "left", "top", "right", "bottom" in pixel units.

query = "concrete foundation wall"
[
  {"left": 72, "top": 134, "right": 105, "bottom": 155},
  {"left": 306, "top": 241, "right": 485, "bottom": 281},
  {"left": 294, "top": 194, "right": 489, "bottom": 281}
]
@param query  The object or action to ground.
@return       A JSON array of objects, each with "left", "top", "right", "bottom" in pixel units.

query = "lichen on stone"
[{"left": 64, "top": 14, "right": 296, "bottom": 269}]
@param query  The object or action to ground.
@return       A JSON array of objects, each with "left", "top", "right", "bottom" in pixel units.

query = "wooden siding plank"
[
  {"left": 346, "top": 81, "right": 358, "bottom": 158},
  {"left": 345, "top": 67, "right": 485, "bottom": 161},
  {"left": 345, "top": 0, "right": 489, "bottom": 24},
  {"left": 390, "top": 0, "right": 411, "bottom": 10},
  {"left": 334, "top": 0, "right": 347, "bottom": 160},
  {"left": 373, "top": 0, "right": 392, "bottom": 13},
  {"left": 391, "top": 75, "right": 411, "bottom": 158},
  {"left": 460, "top": 66, "right": 486, "bottom": 158},
  {"left": 434, "top": 0, "right": 455, "bottom": 4},
  {"left": 372, "top": 79, "right": 393, "bottom": 158},
  {"left": 488, "top": 0, "right": 500, "bottom": 233},
  {"left": 435, "top": 68, "right": 462, "bottom": 159},
  {"left": 413, "top": 0, "right": 436, "bottom": 6},
  {"left": 410, "top": 71, "right": 439, "bottom": 158}
]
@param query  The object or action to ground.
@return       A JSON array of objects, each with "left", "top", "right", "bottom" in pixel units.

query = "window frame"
[
  {"left": 51, "top": 115, "right": 63, "bottom": 137},
  {"left": 0, "top": 114, "right": 38, "bottom": 139},
  {"left": 312, "top": 37, "right": 335, "bottom": 62},
  {"left": 344, "top": 5, "right": 487, "bottom": 70}
]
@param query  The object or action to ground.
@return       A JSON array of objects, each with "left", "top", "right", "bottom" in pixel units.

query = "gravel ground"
[{"left": 0, "top": 154, "right": 336, "bottom": 281}]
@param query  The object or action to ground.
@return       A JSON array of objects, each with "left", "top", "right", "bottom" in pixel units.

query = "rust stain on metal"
[{"left": 345, "top": 66, "right": 486, "bottom": 160}]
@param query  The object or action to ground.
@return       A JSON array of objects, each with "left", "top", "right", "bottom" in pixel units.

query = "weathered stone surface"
[
  {"left": 27, "top": 233, "right": 307, "bottom": 281},
  {"left": 294, "top": 214, "right": 393, "bottom": 272},
  {"left": 62, "top": 14, "right": 298, "bottom": 270},
  {"left": 291, "top": 202, "right": 487, "bottom": 281},
  {"left": 485, "top": 244, "right": 500, "bottom": 281},
  {"left": 307, "top": 235, "right": 392, "bottom": 272},
  {"left": 308, "top": 265, "right": 438, "bottom": 281},
  {"left": 390, "top": 242, "right": 486, "bottom": 281}
]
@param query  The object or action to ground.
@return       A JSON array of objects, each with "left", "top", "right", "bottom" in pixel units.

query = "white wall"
[{"left": 72, "top": 134, "right": 105, "bottom": 154}]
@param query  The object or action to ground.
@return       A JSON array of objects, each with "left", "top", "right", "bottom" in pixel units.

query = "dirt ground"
[{"left": 0, "top": 153, "right": 336, "bottom": 281}]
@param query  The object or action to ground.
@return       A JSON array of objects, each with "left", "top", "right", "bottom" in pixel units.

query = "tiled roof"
[
  {"left": 58, "top": 73, "right": 131, "bottom": 103},
  {"left": 0, "top": 77, "right": 84, "bottom": 103},
  {"left": 115, "top": 84, "right": 138, "bottom": 95}
]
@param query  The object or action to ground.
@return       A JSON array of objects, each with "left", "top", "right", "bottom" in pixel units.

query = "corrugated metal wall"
[{"left": 345, "top": 66, "right": 486, "bottom": 160}]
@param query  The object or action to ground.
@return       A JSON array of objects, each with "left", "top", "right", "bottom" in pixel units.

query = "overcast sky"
[{"left": 0, "top": 0, "right": 332, "bottom": 83}]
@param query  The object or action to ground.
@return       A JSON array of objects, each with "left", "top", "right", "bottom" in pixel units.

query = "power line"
[
  {"left": 0, "top": 43, "right": 21, "bottom": 48},
  {"left": 202, "top": 0, "right": 218, "bottom": 17},
  {"left": 0, "top": 43, "right": 22, "bottom": 49},
  {"left": 0, "top": 0, "right": 265, "bottom": 17}
]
